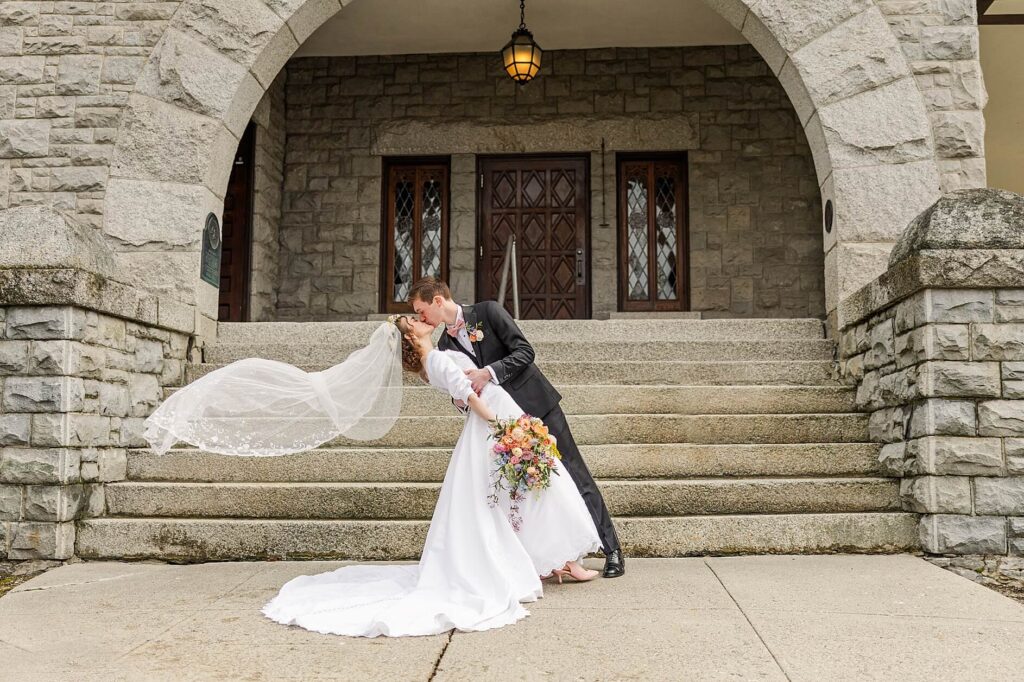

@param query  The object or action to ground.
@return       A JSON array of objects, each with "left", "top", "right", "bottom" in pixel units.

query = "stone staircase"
[{"left": 76, "top": 318, "right": 919, "bottom": 561}]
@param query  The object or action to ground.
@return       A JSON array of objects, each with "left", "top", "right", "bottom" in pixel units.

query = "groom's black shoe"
[{"left": 602, "top": 549, "right": 625, "bottom": 578}]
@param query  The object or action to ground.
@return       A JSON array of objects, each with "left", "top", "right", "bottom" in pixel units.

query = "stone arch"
[
  {"left": 104, "top": 0, "right": 942, "bottom": 328},
  {"left": 704, "top": 0, "right": 943, "bottom": 318}
]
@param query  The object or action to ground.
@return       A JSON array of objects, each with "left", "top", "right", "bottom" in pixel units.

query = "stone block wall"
[
  {"left": 276, "top": 45, "right": 823, "bottom": 320},
  {"left": 0, "top": 2, "right": 173, "bottom": 228},
  {"left": 0, "top": 1, "right": 987, "bottom": 326},
  {"left": 0, "top": 306, "right": 188, "bottom": 563},
  {"left": 249, "top": 72, "right": 287, "bottom": 322},
  {"left": 878, "top": 0, "right": 987, "bottom": 191},
  {"left": 840, "top": 288, "right": 1024, "bottom": 555}
]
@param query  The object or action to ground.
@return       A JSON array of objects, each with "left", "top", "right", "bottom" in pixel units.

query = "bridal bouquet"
[{"left": 487, "top": 414, "right": 561, "bottom": 531}]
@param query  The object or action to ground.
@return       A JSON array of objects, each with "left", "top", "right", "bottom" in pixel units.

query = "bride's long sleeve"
[{"left": 426, "top": 350, "right": 475, "bottom": 403}]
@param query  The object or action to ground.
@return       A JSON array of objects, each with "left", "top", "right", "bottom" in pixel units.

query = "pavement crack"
[
  {"left": 704, "top": 559, "right": 792, "bottom": 682},
  {"left": 109, "top": 611, "right": 197, "bottom": 664},
  {"left": 0, "top": 636, "right": 34, "bottom": 654},
  {"left": 13, "top": 572, "right": 145, "bottom": 593},
  {"left": 428, "top": 629, "right": 455, "bottom": 680}
]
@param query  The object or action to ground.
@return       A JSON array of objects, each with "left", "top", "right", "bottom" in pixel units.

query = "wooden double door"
[{"left": 477, "top": 156, "right": 590, "bottom": 320}]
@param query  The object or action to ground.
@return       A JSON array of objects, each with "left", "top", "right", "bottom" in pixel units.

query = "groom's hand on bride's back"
[{"left": 464, "top": 368, "right": 491, "bottom": 395}]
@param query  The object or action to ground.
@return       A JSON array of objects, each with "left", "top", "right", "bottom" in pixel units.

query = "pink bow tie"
[{"left": 446, "top": 319, "right": 465, "bottom": 337}]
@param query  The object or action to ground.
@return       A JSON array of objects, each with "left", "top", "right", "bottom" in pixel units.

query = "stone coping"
[
  {"left": 0, "top": 267, "right": 195, "bottom": 334},
  {"left": 839, "top": 249, "right": 1024, "bottom": 329}
]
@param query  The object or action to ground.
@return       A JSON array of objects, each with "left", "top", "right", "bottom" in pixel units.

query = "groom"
[{"left": 408, "top": 277, "right": 625, "bottom": 578}]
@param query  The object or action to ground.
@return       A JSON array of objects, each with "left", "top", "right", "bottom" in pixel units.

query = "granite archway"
[{"left": 104, "top": 0, "right": 942, "bottom": 331}]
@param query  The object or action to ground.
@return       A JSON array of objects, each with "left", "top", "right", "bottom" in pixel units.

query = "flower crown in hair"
[{"left": 387, "top": 314, "right": 401, "bottom": 326}]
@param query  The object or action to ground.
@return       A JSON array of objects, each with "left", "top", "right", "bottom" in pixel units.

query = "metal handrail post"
[
  {"left": 496, "top": 237, "right": 513, "bottom": 306},
  {"left": 510, "top": 236, "right": 520, "bottom": 320}
]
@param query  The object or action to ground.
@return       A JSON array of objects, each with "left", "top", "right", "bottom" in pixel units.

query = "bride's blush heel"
[{"left": 551, "top": 561, "right": 599, "bottom": 584}]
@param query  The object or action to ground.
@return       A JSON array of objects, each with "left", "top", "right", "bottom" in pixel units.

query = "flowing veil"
[{"left": 143, "top": 322, "right": 403, "bottom": 456}]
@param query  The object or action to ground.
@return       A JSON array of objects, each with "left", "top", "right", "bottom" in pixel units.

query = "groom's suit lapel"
[
  {"left": 463, "top": 304, "right": 484, "bottom": 362},
  {"left": 447, "top": 304, "right": 483, "bottom": 368}
]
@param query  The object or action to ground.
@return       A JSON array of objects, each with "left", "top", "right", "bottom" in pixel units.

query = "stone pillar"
[
  {"left": 0, "top": 207, "right": 192, "bottom": 568},
  {"left": 838, "top": 189, "right": 1024, "bottom": 555}
]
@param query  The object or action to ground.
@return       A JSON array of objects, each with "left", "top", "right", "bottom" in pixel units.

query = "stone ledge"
[
  {"left": 840, "top": 189, "right": 1024, "bottom": 329},
  {"left": 839, "top": 249, "right": 1024, "bottom": 329},
  {"left": 0, "top": 268, "right": 194, "bottom": 335}
]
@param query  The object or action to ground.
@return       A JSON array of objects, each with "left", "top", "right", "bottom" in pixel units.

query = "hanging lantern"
[{"left": 502, "top": 0, "right": 542, "bottom": 85}]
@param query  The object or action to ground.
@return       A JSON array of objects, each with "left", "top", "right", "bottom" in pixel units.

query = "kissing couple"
[{"left": 143, "top": 276, "right": 623, "bottom": 638}]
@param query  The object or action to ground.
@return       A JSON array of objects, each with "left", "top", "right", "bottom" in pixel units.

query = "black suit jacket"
[{"left": 438, "top": 301, "right": 562, "bottom": 418}]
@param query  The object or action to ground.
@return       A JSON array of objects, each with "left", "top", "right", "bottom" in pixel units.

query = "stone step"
[
  {"left": 203, "top": 339, "right": 834, "bottom": 365},
  {"left": 368, "top": 311, "right": 707, "bottom": 321},
  {"left": 75, "top": 513, "right": 920, "bottom": 561},
  {"left": 214, "top": 318, "right": 825, "bottom": 345},
  {"left": 158, "top": 413, "right": 868, "bottom": 448},
  {"left": 185, "top": 360, "right": 838, "bottom": 386},
  {"left": 163, "top": 385, "right": 856, "bottom": 415},
  {"left": 103, "top": 478, "right": 901, "bottom": 519},
  {"left": 606, "top": 311, "right": 703, "bottom": 319},
  {"left": 127, "top": 443, "right": 884, "bottom": 482}
]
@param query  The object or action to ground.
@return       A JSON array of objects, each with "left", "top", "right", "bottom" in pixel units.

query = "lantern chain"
[{"left": 519, "top": 0, "right": 527, "bottom": 30}]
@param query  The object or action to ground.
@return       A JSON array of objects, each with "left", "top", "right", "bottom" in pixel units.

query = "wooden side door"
[
  {"left": 218, "top": 122, "right": 256, "bottom": 322},
  {"left": 617, "top": 155, "right": 690, "bottom": 312},
  {"left": 381, "top": 159, "right": 450, "bottom": 313},
  {"left": 478, "top": 156, "right": 590, "bottom": 320}
]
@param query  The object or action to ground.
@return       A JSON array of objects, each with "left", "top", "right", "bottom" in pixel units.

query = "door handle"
[{"left": 575, "top": 249, "right": 585, "bottom": 285}]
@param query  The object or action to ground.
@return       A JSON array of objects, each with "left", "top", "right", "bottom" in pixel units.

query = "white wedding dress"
[{"left": 261, "top": 348, "right": 602, "bottom": 637}]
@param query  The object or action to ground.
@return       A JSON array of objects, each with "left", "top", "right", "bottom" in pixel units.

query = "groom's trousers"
[{"left": 540, "top": 404, "right": 621, "bottom": 555}]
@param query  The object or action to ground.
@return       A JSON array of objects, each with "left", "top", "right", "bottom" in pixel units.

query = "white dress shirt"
[{"left": 447, "top": 305, "right": 499, "bottom": 385}]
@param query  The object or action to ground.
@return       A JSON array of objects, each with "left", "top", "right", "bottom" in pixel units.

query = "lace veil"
[{"left": 143, "top": 321, "right": 404, "bottom": 456}]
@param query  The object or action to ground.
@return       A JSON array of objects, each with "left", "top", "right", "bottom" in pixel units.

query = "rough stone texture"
[
  {"left": 889, "top": 189, "right": 1024, "bottom": 265},
  {"left": 817, "top": 77, "right": 933, "bottom": 170},
  {"left": 908, "top": 399, "right": 976, "bottom": 438},
  {"left": 789, "top": 8, "right": 906, "bottom": 108},
  {"left": 900, "top": 475, "right": 971, "bottom": 514},
  {"left": 917, "top": 361, "right": 1000, "bottom": 398},
  {"left": 75, "top": 514, "right": 920, "bottom": 562},
  {"left": 110, "top": 94, "right": 237, "bottom": 190},
  {"left": 0, "top": 306, "right": 188, "bottom": 562},
  {"left": 973, "top": 325, "right": 1024, "bottom": 362},
  {"left": 0, "top": 4, "right": 171, "bottom": 228},
  {"left": 974, "top": 478, "right": 1024, "bottom": 516},
  {"left": 277, "top": 46, "right": 824, "bottom": 320},
  {"left": 839, "top": 192, "right": 1024, "bottom": 556},
  {"left": 0, "top": 0, "right": 971, "bottom": 327},
  {"left": 0, "top": 0, "right": 996, "bottom": 566},
  {"left": 0, "top": 207, "right": 113, "bottom": 276},
  {"left": 907, "top": 436, "right": 1003, "bottom": 476},
  {"left": 978, "top": 401, "right": 1024, "bottom": 438},
  {"left": 919, "top": 514, "right": 1006, "bottom": 555},
  {"left": 248, "top": 72, "right": 286, "bottom": 322},
  {"left": 877, "top": 1, "right": 987, "bottom": 191},
  {"left": 0, "top": 484, "right": 21, "bottom": 521}
]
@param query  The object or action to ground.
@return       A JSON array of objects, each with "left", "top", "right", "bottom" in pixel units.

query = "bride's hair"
[{"left": 393, "top": 316, "right": 427, "bottom": 381}]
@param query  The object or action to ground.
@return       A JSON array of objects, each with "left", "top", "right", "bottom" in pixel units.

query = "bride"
[{"left": 143, "top": 315, "right": 602, "bottom": 638}]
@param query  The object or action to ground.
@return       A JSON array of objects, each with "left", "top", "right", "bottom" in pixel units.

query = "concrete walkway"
[{"left": 2, "top": 555, "right": 1023, "bottom": 681}]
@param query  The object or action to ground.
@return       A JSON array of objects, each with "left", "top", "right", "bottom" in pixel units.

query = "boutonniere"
[{"left": 467, "top": 322, "right": 485, "bottom": 343}]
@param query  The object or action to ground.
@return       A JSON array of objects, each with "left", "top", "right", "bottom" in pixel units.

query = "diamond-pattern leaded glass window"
[
  {"left": 384, "top": 161, "right": 449, "bottom": 313},
  {"left": 626, "top": 171, "right": 649, "bottom": 301},
  {"left": 655, "top": 175, "right": 678, "bottom": 301},
  {"left": 618, "top": 157, "right": 688, "bottom": 311}
]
